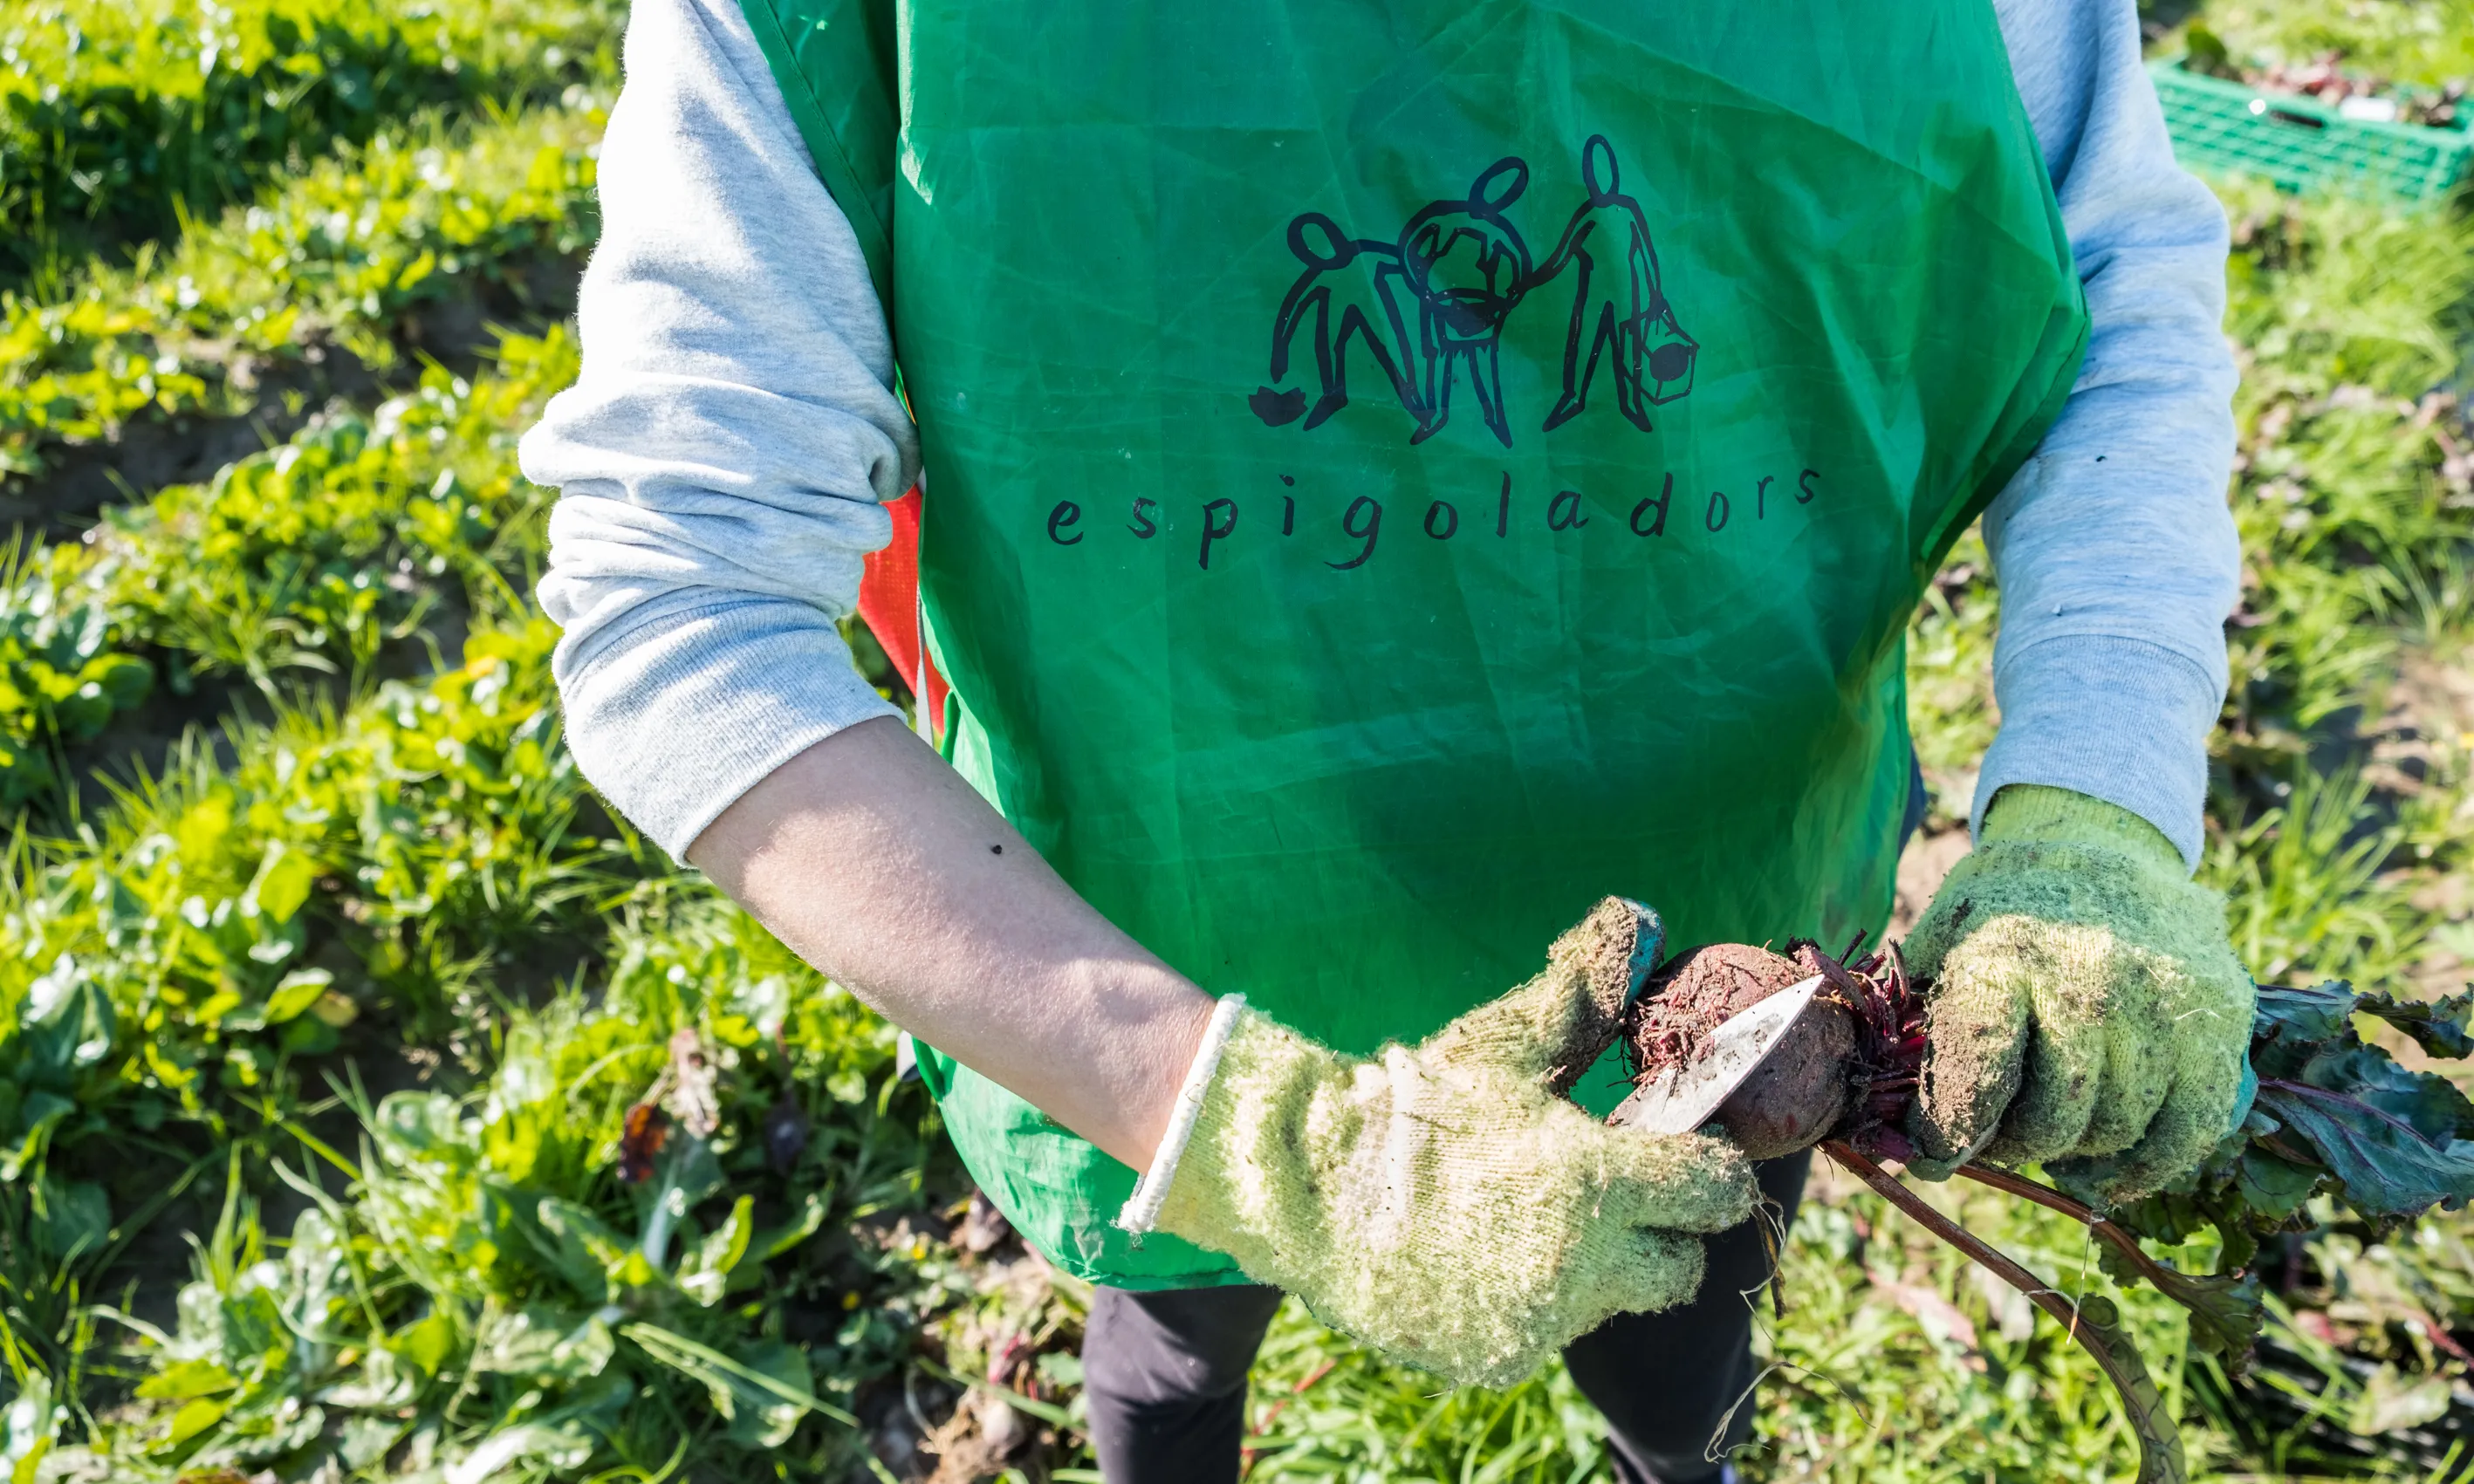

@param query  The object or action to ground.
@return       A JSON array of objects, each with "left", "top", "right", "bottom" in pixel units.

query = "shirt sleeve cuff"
[
  {"left": 1969, "top": 632, "right": 2224, "bottom": 874},
  {"left": 552, "top": 597, "right": 904, "bottom": 859}
]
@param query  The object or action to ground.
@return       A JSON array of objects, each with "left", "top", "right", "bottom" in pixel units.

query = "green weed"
[
  {"left": 60, "top": 892, "right": 956, "bottom": 1482},
  {"left": 0, "top": 100, "right": 604, "bottom": 478},
  {"left": 0, "top": 327, "right": 576, "bottom": 819},
  {"left": 0, "top": 615, "right": 653, "bottom": 1188},
  {"left": 0, "top": 0, "right": 618, "bottom": 284},
  {"left": 0, "top": 536, "right": 151, "bottom": 813}
]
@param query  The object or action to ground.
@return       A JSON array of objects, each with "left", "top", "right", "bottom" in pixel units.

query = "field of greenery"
[{"left": 1, "top": 0, "right": 2471, "bottom": 1479}]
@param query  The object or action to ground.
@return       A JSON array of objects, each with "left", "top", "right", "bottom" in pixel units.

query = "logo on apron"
[{"left": 1249, "top": 135, "right": 1698, "bottom": 447}]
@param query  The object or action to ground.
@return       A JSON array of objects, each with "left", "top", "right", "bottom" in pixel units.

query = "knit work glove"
[
  {"left": 1904, "top": 785, "right": 2255, "bottom": 1203},
  {"left": 1146, "top": 899, "right": 1756, "bottom": 1389}
]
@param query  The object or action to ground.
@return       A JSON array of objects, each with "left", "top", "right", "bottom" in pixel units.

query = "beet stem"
[
  {"left": 1953, "top": 1162, "right": 2196, "bottom": 1298},
  {"left": 1823, "top": 1141, "right": 2186, "bottom": 1484}
]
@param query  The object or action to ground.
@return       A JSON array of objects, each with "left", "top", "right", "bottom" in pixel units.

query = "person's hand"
[
  {"left": 1149, "top": 899, "right": 1756, "bottom": 1389},
  {"left": 1904, "top": 785, "right": 2254, "bottom": 1203}
]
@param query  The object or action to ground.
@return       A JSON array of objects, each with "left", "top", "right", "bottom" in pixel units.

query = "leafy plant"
[
  {"left": 0, "top": 614, "right": 649, "bottom": 1184},
  {"left": 0, "top": 537, "right": 150, "bottom": 813},
  {"left": 0, "top": 327, "right": 576, "bottom": 822},
  {"left": 0, "top": 99, "right": 604, "bottom": 478},
  {"left": 1599, "top": 930, "right": 2474, "bottom": 1484},
  {"left": 83, "top": 328, "right": 574, "bottom": 683},
  {"left": 2119, "top": 984, "right": 2474, "bottom": 1277},
  {"left": 0, "top": 0, "right": 617, "bottom": 284},
  {"left": 67, "top": 893, "right": 957, "bottom": 1482}
]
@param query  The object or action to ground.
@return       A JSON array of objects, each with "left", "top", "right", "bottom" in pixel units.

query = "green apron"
[{"left": 737, "top": 0, "right": 2088, "bottom": 1288}]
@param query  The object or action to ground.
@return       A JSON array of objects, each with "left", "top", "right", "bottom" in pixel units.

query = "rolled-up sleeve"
[{"left": 518, "top": 0, "right": 917, "bottom": 858}]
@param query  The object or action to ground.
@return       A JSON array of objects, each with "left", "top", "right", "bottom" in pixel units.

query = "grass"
[
  {"left": 0, "top": 0, "right": 618, "bottom": 288},
  {"left": 0, "top": 99, "right": 607, "bottom": 479},
  {"left": 3, "top": 0, "right": 2474, "bottom": 1478},
  {"left": 0, "top": 325, "right": 578, "bottom": 817},
  {"left": 45, "top": 893, "right": 956, "bottom": 1482}
]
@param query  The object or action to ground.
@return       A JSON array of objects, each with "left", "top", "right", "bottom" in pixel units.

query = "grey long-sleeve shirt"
[{"left": 520, "top": 0, "right": 2241, "bottom": 870}]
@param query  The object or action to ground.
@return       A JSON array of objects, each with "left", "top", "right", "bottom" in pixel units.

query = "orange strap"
[{"left": 856, "top": 485, "right": 952, "bottom": 741}]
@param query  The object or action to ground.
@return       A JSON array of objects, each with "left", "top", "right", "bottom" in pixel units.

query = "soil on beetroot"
[{"left": 1622, "top": 940, "right": 1927, "bottom": 1160}]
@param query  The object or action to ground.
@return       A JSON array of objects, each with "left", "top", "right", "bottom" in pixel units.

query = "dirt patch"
[
  {"left": 2366, "top": 648, "right": 2474, "bottom": 799},
  {"left": 0, "top": 255, "right": 582, "bottom": 536},
  {"left": 1893, "top": 826, "right": 1972, "bottom": 940},
  {"left": 2370, "top": 648, "right": 2474, "bottom": 1002},
  {"left": 1, "top": 346, "right": 386, "bottom": 534},
  {"left": 53, "top": 658, "right": 263, "bottom": 805}
]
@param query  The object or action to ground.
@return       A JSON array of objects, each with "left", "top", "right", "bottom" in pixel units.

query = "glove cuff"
[
  {"left": 1116, "top": 994, "right": 1249, "bottom": 1235},
  {"left": 1979, "top": 783, "right": 2183, "bottom": 874}
]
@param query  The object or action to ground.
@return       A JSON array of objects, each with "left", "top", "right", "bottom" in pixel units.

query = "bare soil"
[{"left": 1893, "top": 827, "right": 1972, "bottom": 940}]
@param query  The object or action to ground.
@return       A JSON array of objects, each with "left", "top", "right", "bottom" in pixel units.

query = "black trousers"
[{"left": 1081, "top": 1150, "right": 1811, "bottom": 1484}]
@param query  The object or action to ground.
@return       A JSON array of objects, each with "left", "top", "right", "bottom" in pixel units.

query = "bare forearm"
[{"left": 687, "top": 715, "right": 1214, "bottom": 1170}]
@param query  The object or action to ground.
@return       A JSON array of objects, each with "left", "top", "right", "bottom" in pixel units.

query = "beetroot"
[
  {"left": 1618, "top": 940, "right": 1923, "bottom": 1160},
  {"left": 1710, "top": 982, "right": 1856, "bottom": 1159}
]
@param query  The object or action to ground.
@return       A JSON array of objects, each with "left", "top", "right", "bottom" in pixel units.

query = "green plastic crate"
[{"left": 2148, "top": 60, "right": 2474, "bottom": 202}]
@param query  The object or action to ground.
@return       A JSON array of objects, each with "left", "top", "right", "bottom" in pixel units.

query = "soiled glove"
[
  {"left": 1151, "top": 899, "right": 1756, "bottom": 1389},
  {"left": 1905, "top": 785, "right": 2254, "bottom": 1203}
]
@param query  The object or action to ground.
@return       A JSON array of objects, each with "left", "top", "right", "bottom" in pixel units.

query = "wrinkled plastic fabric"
[{"left": 738, "top": 0, "right": 2089, "bottom": 1287}]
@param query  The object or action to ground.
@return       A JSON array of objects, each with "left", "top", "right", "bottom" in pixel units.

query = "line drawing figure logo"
[{"left": 1250, "top": 135, "right": 1696, "bottom": 448}]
